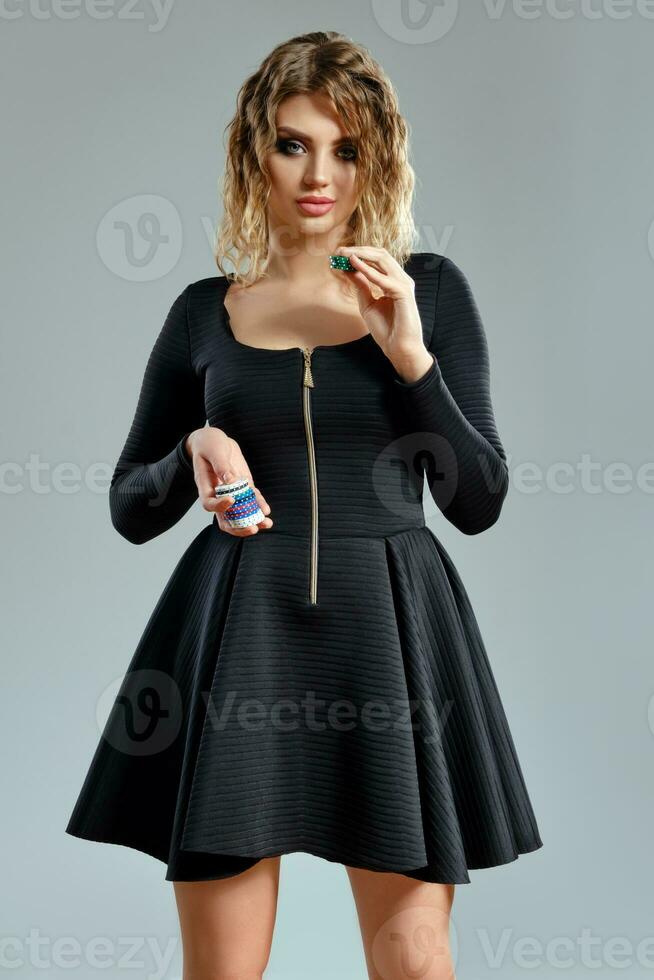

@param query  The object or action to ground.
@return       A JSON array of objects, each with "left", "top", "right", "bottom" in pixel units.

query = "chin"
[{"left": 295, "top": 215, "right": 338, "bottom": 234}]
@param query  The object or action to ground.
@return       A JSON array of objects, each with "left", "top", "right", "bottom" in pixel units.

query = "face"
[{"left": 265, "top": 91, "right": 359, "bottom": 247}]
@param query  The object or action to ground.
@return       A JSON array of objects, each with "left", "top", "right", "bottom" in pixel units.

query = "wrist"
[
  {"left": 390, "top": 345, "right": 435, "bottom": 384},
  {"left": 184, "top": 431, "right": 198, "bottom": 462}
]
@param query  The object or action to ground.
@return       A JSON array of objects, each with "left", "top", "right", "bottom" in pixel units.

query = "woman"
[{"left": 66, "top": 31, "right": 543, "bottom": 980}]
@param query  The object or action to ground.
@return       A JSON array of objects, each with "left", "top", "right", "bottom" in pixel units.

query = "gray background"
[{"left": 2, "top": 1, "right": 652, "bottom": 977}]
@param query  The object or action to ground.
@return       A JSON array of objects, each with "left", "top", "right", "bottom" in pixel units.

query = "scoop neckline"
[{"left": 220, "top": 283, "right": 375, "bottom": 354}]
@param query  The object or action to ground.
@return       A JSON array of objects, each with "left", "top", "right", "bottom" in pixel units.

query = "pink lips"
[{"left": 297, "top": 198, "right": 335, "bottom": 216}]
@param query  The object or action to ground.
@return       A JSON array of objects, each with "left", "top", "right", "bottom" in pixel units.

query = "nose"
[{"left": 301, "top": 148, "right": 332, "bottom": 188}]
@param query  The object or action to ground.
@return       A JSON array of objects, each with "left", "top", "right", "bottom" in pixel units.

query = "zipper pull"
[{"left": 302, "top": 347, "right": 315, "bottom": 388}]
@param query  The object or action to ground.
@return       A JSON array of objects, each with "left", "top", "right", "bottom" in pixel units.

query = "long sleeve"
[
  {"left": 109, "top": 284, "right": 207, "bottom": 545},
  {"left": 393, "top": 256, "right": 509, "bottom": 535}
]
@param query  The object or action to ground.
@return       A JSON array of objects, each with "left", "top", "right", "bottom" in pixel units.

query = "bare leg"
[
  {"left": 173, "top": 856, "right": 281, "bottom": 980},
  {"left": 346, "top": 865, "right": 456, "bottom": 980}
]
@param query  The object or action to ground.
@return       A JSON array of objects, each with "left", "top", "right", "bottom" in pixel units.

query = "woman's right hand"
[{"left": 185, "top": 427, "right": 273, "bottom": 537}]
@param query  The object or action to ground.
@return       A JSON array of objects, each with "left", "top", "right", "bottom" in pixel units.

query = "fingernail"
[{"left": 221, "top": 471, "right": 233, "bottom": 481}]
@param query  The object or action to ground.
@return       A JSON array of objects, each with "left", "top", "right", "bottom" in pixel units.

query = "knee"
[{"left": 182, "top": 949, "right": 270, "bottom": 979}]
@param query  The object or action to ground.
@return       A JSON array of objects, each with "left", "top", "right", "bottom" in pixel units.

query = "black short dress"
[{"left": 65, "top": 252, "right": 543, "bottom": 883}]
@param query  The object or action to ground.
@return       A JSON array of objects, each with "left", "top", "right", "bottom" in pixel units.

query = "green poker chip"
[{"left": 329, "top": 254, "right": 355, "bottom": 272}]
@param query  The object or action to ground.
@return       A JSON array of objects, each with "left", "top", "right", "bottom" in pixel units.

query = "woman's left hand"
[{"left": 333, "top": 245, "right": 435, "bottom": 381}]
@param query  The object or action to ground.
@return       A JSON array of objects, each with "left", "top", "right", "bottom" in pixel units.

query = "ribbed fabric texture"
[
  {"left": 66, "top": 252, "right": 543, "bottom": 883},
  {"left": 108, "top": 286, "right": 204, "bottom": 545},
  {"left": 393, "top": 257, "right": 509, "bottom": 535}
]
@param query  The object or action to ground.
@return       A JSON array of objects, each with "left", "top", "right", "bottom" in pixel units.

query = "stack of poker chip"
[
  {"left": 328, "top": 254, "right": 355, "bottom": 272},
  {"left": 214, "top": 477, "right": 265, "bottom": 529}
]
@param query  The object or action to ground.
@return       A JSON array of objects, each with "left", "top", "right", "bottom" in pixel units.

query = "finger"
[
  {"left": 213, "top": 464, "right": 241, "bottom": 487},
  {"left": 194, "top": 453, "right": 220, "bottom": 500},
  {"left": 211, "top": 437, "right": 243, "bottom": 487},
  {"left": 253, "top": 485, "right": 271, "bottom": 515},
  {"left": 206, "top": 444, "right": 269, "bottom": 523},
  {"left": 212, "top": 460, "right": 250, "bottom": 514},
  {"left": 217, "top": 506, "right": 274, "bottom": 535},
  {"left": 195, "top": 456, "right": 235, "bottom": 512},
  {"left": 216, "top": 512, "right": 259, "bottom": 537},
  {"left": 224, "top": 454, "right": 269, "bottom": 517},
  {"left": 225, "top": 439, "right": 253, "bottom": 482},
  {"left": 213, "top": 494, "right": 236, "bottom": 515},
  {"left": 335, "top": 245, "right": 396, "bottom": 276},
  {"left": 350, "top": 270, "right": 378, "bottom": 302},
  {"left": 211, "top": 471, "right": 243, "bottom": 514},
  {"left": 347, "top": 253, "right": 390, "bottom": 291}
]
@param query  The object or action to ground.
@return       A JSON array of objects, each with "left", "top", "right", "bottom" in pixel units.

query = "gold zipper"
[{"left": 301, "top": 347, "right": 319, "bottom": 605}]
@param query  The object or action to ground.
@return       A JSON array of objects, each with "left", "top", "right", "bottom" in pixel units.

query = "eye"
[
  {"left": 337, "top": 145, "right": 357, "bottom": 162},
  {"left": 276, "top": 138, "right": 304, "bottom": 155},
  {"left": 275, "top": 138, "right": 357, "bottom": 162}
]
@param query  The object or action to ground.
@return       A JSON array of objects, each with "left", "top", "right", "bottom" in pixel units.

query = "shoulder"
[
  {"left": 403, "top": 252, "right": 461, "bottom": 303},
  {"left": 403, "top": 251, "right": 446, "bottom": 274},
  {"left": 185, "top": 274, "right": 228, "bottom": 296},
  {"left": 407, "top": 253, "right": 480, "bottom": 316},
  {"left": 404, "top": 251, "right": 471, "bottom": 286},
  {"left": 403, "top": 253, "right": 486, "bottom": 354},
  {"left": 181, "top": 275, "right": 229, "bottom": 321}
]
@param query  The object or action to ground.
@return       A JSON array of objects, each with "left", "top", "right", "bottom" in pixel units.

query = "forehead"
[{"left": 275, "top": 93, "right": 351, "bottom": 139}]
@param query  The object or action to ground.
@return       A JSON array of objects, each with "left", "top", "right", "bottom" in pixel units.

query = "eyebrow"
[{"left": 276, "top": 126, "right": 356, "bottom": 145}]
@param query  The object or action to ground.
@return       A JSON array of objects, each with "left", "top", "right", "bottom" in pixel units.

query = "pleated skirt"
[{"left": 65, "top": 522, "right": 543, "bottom": 882}]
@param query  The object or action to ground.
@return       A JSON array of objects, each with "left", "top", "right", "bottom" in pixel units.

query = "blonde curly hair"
[{"left": 214, "top": 31, "right": 419, "bottom": 285}]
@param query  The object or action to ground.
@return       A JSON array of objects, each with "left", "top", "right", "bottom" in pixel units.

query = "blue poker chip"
[{"left": 214, "top": 478, "right": 265, "bottom": 529}]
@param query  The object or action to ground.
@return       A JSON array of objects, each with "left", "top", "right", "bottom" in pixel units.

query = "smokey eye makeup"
[{"left": 275, "top": 137, "right": 357, "bottom": 161}]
